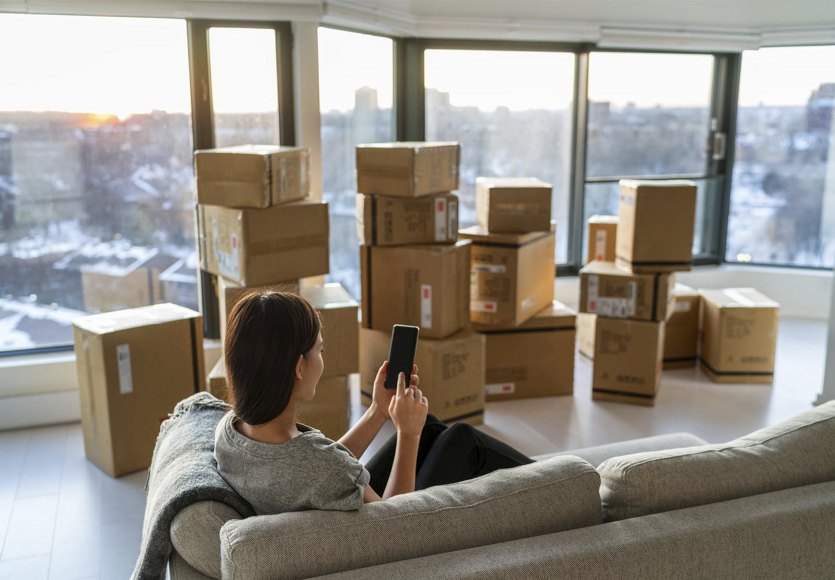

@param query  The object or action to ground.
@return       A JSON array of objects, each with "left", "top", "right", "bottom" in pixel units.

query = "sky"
[{"left": 0, "top": 13, "right": 833, "bottom": 117}]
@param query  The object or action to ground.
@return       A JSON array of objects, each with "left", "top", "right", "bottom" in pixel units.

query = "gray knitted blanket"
[{"left": 131, "top": 392, "right": 255, "bottom": 580}]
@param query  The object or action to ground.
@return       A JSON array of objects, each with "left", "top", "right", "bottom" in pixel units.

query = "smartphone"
[{"left": 384, "top": 324, "right": 420, "bottom": 389}]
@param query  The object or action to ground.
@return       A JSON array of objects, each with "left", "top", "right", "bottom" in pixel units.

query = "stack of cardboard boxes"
[
  {"left": 579, "top": 180, "right": 697, "bottom": 405},
  {"left": 194, "top": 144, "right": 359, "bottom": 439},
  {"left": 464, "top": 177, "right": 576, "bottom": 401},
  {"left": 356, "top": 142, "right": 487, "bottom": 425}
]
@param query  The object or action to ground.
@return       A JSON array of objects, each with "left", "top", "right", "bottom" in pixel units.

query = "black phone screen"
[{"left": 384, "top": 324, "right": 420, "bottom": 389}]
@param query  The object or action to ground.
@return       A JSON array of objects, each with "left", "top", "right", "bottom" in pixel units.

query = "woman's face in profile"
[{"left": 295, "top": 332, "right": 324, "bottom": 402}]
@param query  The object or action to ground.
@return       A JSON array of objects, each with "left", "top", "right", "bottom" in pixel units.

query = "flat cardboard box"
[
  {"left": 577, "top": 312, "right": 596, "bottom": 360},
  {"left": 195, "top": 145, "right": 310, "bottom": 208},
  {"left": 475, "top": 177, "right": 552, "bottom": 233},
  {"left": 357, "top": 193, "right": 459, "bottom": 246},
  {"left": 579, "top": 261, "right": 675, "bottom": 322},
  {"left": 207, "top": 357, "right": 228, "bottom": 401},
  {"left": 591, "top": 317, "right": 664, "bottom": 406},
  {"left": 478, "top": 301, "right": 575, "bottom": 400},
  {"left": 360, "top": 241, "right": 471, "bottom": 340},
  {"left": 586, "top": 215, "right": 618, "bottom": 264},
  {"left": 300, "top": 283, "right": 359, "bottom": 378},
  {"left": 216, "top": 276, "right": 300, "bottom": 341},
  {"left": 616, "top": 180, "right": 697, "bottom": 273},
  {"left": 700, "top": 288, "right": 779, "bottom": 384},
  {"left": 198, "top": 200, "right": 329, "bottom": 286},
  {"left": 73, "top": 304, "right": 204, "bottom": 477},
  {"left": 360, "top": 328, "right": 485, "bottom": 425},
  {"left": 664, "top": 284, "right": 701, "bottom": 369},
  {"left": 458, "top": 225, "right": 556, "bottom": 327},
  {"left": 356, "top": 142, "right": 460, "bottom": 197},
  {"left": 297, "top": 375, "right": 351, "bottom": 441}
]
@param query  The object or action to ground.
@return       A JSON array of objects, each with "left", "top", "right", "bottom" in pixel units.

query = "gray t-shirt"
[{"left": 214, "top": 411, "right": 370, "bottom": 515}]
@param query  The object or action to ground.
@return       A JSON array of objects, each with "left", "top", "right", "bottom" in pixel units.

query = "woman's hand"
[
  {"left": 371, "top": 361, "right": 419, "bottom": 420},
  {"left": 388, "top": 371, "right": 428, "bottom": 438}
]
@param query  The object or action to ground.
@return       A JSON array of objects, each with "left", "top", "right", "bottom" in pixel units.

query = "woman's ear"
[{"left": 295, "top": 354, "right": 305, "bottom": 380}]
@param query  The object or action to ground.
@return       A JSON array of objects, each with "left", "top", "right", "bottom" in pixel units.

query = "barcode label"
[
  {"left": 420, "top": 284, "right": 432, "bottom": 328},
  {"left": 448, "top": 199, "right": 458, "bottom": 240},
  {"left": 435, "top": 199, "right": 447, "bottom": 241},
  {"left": 473, "top": 300, "right": 498, "bottom": 312},
  {"left": 595, "top": 230, "right": 607, "bottom": 261},
  {"left": 587, "top": 275, "right": 599, "bottom": 312},
  {"left": 486, "top": 382, "right": 516, "bottom": 395},
  {"left": 474, "top": 264, "right": 507, "bottom": 274},
  {"left": 117, "top": 344, "right": 133, "bottom": 395}
]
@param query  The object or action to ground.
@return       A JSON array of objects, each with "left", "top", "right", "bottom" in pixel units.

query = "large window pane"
[
  {"left": 0, "top": 14, "right": 194, "bottom": 353},
  {"left": 209, "top": 27, "right": 279, "bottom": 147},
  {"left": 587, "top": 52, "right": 713, "bottom": 177},
  {"left": 424, "top": 49, "right": 575, "bottom": 263},
  {"left": 728, "top": 46, "right": 835, "bottom": 267},
  {"left": 319, "top": 27, "right": 393, "bottom": 299}
]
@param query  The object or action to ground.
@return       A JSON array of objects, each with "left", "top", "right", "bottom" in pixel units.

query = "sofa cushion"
[
  {"left": 171, "top": 501, "right": 241, "bottom": 579},
  {"left": 536, "top": 432, "right": 708, "bottom": 467},
  {"left": 220, "top": 455, "right": 601, "bottom": 579},
  {"left": 599, "top": 401, "right": 835, "bottom": 521}
]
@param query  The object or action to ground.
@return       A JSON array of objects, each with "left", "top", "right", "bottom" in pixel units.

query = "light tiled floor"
[{"left": 0, "top": 318, "right": 828, "bottom": 579}]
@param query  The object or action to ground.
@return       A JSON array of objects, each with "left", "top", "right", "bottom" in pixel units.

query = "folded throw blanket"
[{"left": 131, "top": 392, "right": 255, "bottom": 580}]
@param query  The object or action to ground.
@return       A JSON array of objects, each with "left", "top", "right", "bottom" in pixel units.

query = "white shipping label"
[
  {"left": 595, "top": 297, "right": 632, "bottom": 318},
  {"left": 675, "top": 300, "right": 692, "bottom": 313},
  {"left": 594, "top": 230, "right": 607, "bottom": 260},
  {"left": 420, "top": 284, "right": 433, "bottom": 328},
  {"left": 473, "top": 300, "right": 498, "bottom": 313},
  {"left": 434, "top": 199, "right": 447, "bottom": 241},
  {"left": 473, "top": 264, "right": 507, "bottom": 274},
  {"left": 587, "top": 275, "right": 599, "bottom": 312},
  {"left": 448, "top": 200, "right": 458, "bottom": 240},
  {"left": 116, "top": 344, "right": 133, "bottom": 395},
  {"left": 486, "top": 383, "right": 516, "bottom": 395},
  {"left": 213, "top": 220, "right": 240, "bottom": 280},
  {"left": 626, "top": 281, "right": 637, "bottom": 316}
]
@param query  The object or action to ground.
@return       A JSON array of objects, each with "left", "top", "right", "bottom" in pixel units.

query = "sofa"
[{"left": 168, "top": 401, "right": 835, "bottom": 579}]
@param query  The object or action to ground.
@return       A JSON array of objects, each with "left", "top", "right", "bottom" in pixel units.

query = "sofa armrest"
[{"left": 534, "top": 432, "right": 707, "bottom": 467}]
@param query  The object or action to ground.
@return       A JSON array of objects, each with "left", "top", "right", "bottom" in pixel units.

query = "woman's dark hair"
[{"left": 224, "top": 291, "right": 321, "bottom": 425}]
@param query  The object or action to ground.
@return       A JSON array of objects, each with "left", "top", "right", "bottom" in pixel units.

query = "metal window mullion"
[
  {"left": 395, "top": 38, "right": 425, "bottom": 141},
  {"left": 276, "top": 22, "right": 295, "bottom": 146},
  {"left": 717, "top": 53, "right": 742, "bottom": 264},
  {"left": 570, "top": 49, "right": 590, "bottom": 270}
]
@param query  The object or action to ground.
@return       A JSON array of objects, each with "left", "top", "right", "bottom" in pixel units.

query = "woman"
[{"left": 214, "top": 290, "right": 532, "bottom": 515}]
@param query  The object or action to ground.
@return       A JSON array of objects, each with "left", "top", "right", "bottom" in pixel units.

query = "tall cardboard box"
[
  {"left": 663, "top": 284, "right": 701, "bottom": 369},
  {"left": 300, "top": 283, "right": 359, "bottom": 378},
  {"left": 357, "top": 193, "right": 459, "bottom": 246},
  {"left": 477, "top": 301, "right": 575, "bottom": 400},
  {"left": 216, "top": 276, "right": 300, "bottom": 340},
  {"left": 207, "top": 357, "right": 228, "bottom": 401},
  {"left": 198, "top": 200, "right": 329, "bottom": 286},
  {"left": 700, "top": 288, "right": 779, "bottom": 384},
  {"left": 586, "top": 215, "right": 618, "bottom": 264},
  {"left": 579, "top": 260, "right": 675, "bottom": 322},
  {"left": 360, "top": 328, "right": 485, "bottom": 425},
  {"left": 73, "top": 304, "right": 204, "bottom": 477},
  {"left": 616, "top": 180, "right": 697, "bottom": 273},
  {"left": 356, "top": 142, "right": 460, "bottom": 197},
  {"left": 458, "top": 225, "right": 555, "bottom": 327},
  {"left": 297, "top": 375, "right": 351, "bottom": 440},
  {"left": 360, "top": 241, "right": 470, "bottom": 340},
  {"left": 592, "top": 318, "right": 664, "bottom": 407},
  {"left": 475, "top": 177, "right": 552, "bottom": 233},
  {"left": 577, "top": 312, "right": 596, "bottom": 360},
  {"left": 195, "top": 145, "right": 310, "bottom": 208}
]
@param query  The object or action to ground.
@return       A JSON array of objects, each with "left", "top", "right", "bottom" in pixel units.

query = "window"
[
  {"left": 584, "top": 51, "right": 716, "bottom": 262},
  {"left": 728, "top": 46, "right": 835, "bottom": 267},
  {"left": 0, "top": 14, "right": 194, "bottom": 353},
  {"left": 424, "top": 48, "right": 575, "bottom": 263},
  {"left": 318, "top": 27, "right": 394, "bottom": 299},
  {"left": 208, "top": 27, "right": 280, "bottom": 147}
]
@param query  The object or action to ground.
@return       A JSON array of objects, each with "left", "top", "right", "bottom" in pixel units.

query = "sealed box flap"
[
  {"left": 356, "top": 142, "right": 458, "bottom": 168},
  {"left": 620, "top": 179, "right": 698, "bottom": 192},
  {"left": 579, "top": 260, "right": 627, "bottom": 276},
  {"left": 302, "top": 283, "right": 358, "bottom": 310},
  {"left": 73, "top": 303, "right": 199, "bottom": 334},
  {"left": 588, "top": 214, "right": 618, "bottom": 224},
  {"left": 476, "top": 300, "right": 576, "bottom": 333},
  {"left": 476, "top": 177, "right": 551, "bottom": 190},
  {"left": 459, "top": 224, "right": 555, "bottom": 246},
  {"left": 701, "top": 288, "right": 779, "bottom": 309},
  {"left": 673, "top": 283, "right": 699, "bottom": 297}
]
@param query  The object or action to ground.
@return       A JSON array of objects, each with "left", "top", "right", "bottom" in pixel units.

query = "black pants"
[{"left": 365, "top": 415, "right": 534, "bottom": 495}]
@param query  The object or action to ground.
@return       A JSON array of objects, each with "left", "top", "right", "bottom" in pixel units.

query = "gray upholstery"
[
  {"left": 171, "top": 501, "right": 242, "bottom": 579},
  {"left": 219, "top": 455, "right": 601, "bottom": 579},
  {"left": 316, "top": 480, "right": 835, "bottom": 579},
  {"left": 168, "top": 550, "right": 214, "bottom": 580},
  {"left": 598, "top": 401, "right": 835, "bottom": 520},
  {"left": 536, "top": 432, "right": 708, "bottom": 467}
]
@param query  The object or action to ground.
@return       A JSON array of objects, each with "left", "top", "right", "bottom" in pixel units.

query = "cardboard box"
[
  {"left": 360, "top": 328, "right": 485, "bottom": 425},
  {"left": 579, "top": 260, "right": 675, "bottom": 322},
  {"left": 475, "top": 177, "right": 552, "bottom": 233},
  {"left": 615, "top": 180, "right": 697, "bottom": 273},
  {"left": 195, "top": 145, "right": 310, "bottom": 208},
  {"left": 586, "top": 215, "right": 618, "bottom": 264},
  {"left": 663, "top": 284, "right": 701, "bottom": 369},
  {"left": 591, "top": 317, "right": 664, "bottom": 406},
  {"left": 198, "top": 200, "right": 329, "bottom": 286},
  {"left": 300, "top": 283, "right": 359, "bottom": 378},
  {"left": 357, "top": 193, "right": 459, "bottom": 246},
  {"left": 207, "top": 357, "right": 228, "bottom": 401},
  {"left": 296, "top": 375, "right": 351, "bottom": 441},
  {"left": 577, "top": 312, "right": 596, "bottom": 360},
  {"left": 458, "top": 225, "right": 556, "bottom": 327},
  {"left": 360, "top": 241, "right": 470, "bottom": 340},
  {"left": 216, "top": 276, "right": 300, "bottom": 341},
  {"left": 700, "top": 288, "right": 779, "bottom": 384},
  {"left": 356, "top": 142, "right": 460, "bottom": 197},
  {"left": 72, "top": 304, "right": 204, "bottom": 477},
  {"left": 477, "top": 301, "right": 575, "bottom": 400}
]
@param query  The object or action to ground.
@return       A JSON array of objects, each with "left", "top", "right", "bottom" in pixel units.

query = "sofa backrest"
[
  {"left": 220, "top": 455, "right": 602, "bottom": 579},
  {"left": 598, "top": 401, "right": 835, "bottom": 521},
  {"left": 171, "top": 500, "right": 241, "bottom": 579}
]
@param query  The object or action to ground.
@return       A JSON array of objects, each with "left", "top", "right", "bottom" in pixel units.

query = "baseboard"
[{"left": 0, "top": 390, "right": 81, "bottom": 431}]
